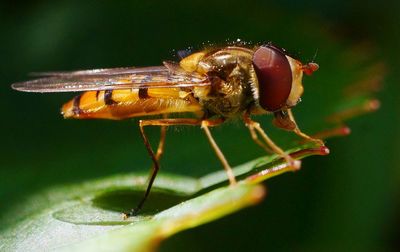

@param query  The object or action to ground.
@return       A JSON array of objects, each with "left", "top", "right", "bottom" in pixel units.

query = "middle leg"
[{"left": 201, "top": 120, "right": 237, "bottom": 185}]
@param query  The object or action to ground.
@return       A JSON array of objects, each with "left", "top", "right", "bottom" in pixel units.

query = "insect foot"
[{"left": 288, "top": 159, "right": 302, "bottom": 171}]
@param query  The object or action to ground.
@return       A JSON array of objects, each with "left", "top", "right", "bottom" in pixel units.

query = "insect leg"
[
  {"left": 243, "top": 113, "right": 301, "bottom": 169},
  {"left": 133, "top": 118, "right": 168, "bottom": 216},
  {"left": 154, "top": 115, "right": 168, "bottom": 161},
  {"left": 123, "top": 121, "right": 164, "bottom": 218},
  {"left": 246, "top": 124, "right": 273, "bottom": 153},
  {"left": 286, "top": 109, "right": 324, "bottom": 146},
  {"left": 124, "top": 118, "right": 223, "bottom": 217},
  {"left": 201, "top": 120, "right": 237, "bottom": 185}
]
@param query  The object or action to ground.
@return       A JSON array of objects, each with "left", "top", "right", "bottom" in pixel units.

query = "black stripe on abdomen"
[
  {"left": 138, "top": 75, "right": 151, "bottom": 99},
  {"left": 72, "top": 94, "right": 83, "bottom": 115},
  {"left": 138, "top": 88, "right": 149, "bottom": 99},
  {"left": 104, "top": 90, "right": 117, "bottom": 105}
]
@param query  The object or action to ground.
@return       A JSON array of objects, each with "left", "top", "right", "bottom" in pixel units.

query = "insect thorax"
[{"left": 194, "top": 48, "right": 256, "bottom": 118}]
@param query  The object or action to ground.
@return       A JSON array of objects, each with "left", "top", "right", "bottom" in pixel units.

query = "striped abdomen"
[{"left": 62, "top": 88, "right": 203, "bottom": 120}]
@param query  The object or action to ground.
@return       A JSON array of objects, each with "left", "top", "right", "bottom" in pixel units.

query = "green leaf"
[{"left": 0, "top": 143, "right": 327, "bottom": 251}]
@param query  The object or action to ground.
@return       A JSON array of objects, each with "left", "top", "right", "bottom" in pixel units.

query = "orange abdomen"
[{"left": 62, "top": 88, "right": 202, "bottom": 120}]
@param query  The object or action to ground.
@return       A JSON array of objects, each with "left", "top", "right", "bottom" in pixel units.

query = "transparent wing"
[
  {"left": 11, "top": 64, "right": 210, "bottom": 93},
  {"left": 29, "top": 66, "right": 167, "bottom": 77}
]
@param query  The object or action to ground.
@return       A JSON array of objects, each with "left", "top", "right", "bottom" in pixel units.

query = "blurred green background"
[{"left": 1, "top": 0, "right": 399, "bottom": 251}]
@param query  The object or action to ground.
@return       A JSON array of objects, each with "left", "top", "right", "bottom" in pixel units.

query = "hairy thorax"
[{"left": 180, "top": 47, "right": 257, "bottom": 118}]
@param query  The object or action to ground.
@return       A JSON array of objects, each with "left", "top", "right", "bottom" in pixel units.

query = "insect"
[{"left": 12, "top": 44, "right": 322, "bottom": 217}]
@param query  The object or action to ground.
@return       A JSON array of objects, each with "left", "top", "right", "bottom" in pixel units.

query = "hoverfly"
[{"left": 12, "top": 44, "right": 322, "bottom": 217}]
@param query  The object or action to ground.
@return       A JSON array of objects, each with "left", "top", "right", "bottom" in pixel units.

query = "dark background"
[{"left": 1, "top": 0, "right": 399, "bottom": 251}]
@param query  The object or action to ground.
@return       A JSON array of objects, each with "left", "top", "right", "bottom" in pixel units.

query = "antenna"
[{"left": 311, "top": 48, "right": 319, "bottom": 63}]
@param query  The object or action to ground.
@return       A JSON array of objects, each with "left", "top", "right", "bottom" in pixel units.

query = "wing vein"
[{"left": 12, "top": 65, "right": 210, "bottom": 93}]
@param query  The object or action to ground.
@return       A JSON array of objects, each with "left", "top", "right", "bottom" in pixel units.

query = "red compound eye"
[{"left": 252, "top": 46, "right": 293, "bottom": 112}]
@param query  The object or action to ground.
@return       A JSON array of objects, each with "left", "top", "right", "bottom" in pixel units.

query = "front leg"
[
  {"left": 273, "top": 109, "right": 324, "bottom": 146},
  {"left": 243, "top": 113, "right": 301, "bottom": 170},
  {"left": 246, "top": 124, "right": 273, "bottom": 153},
  {"left": 286, "top": 109, "right": 324, "bottom": 146}
]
